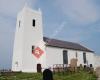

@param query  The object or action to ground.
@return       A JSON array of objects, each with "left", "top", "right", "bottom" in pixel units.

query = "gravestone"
[
  {"left": 70, "top": 58, "right": 77, "bottom": 72},
  {"left": 43, "top": 69, "right": 53, "bottom": 80},
  {"left": 70, "top": 58, "right": 77, "bottom": 67},
  {"left": 95, "top": 67, "right": 100, "bottom": 77},
  {"left": 79, "top": 64, "right": 83, "bottom": 70},
  {"left": 90, "top": 64, "right": 93, "bottom": 68}
]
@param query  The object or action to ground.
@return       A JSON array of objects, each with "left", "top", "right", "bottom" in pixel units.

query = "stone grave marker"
[
  {"left": 43, "top": 69, "right": 53, "bottom": 80},
  {"left": 70, "top": 58, "right": 77, "bottom": 72}
]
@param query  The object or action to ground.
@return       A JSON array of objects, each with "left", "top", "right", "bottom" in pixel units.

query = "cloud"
[
  {"left": 55, "top": 0, "right": 100, "bottom": 25},
  {"left": 0, "top": 0, "right": 36, "bottom": 18},
  {"left": 52, "top": 0, "right": 100, "bottom": 46}
]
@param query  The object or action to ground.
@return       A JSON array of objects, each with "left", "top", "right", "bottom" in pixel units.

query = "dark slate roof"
[{"left": 43, "top": 37, "right": 94, "bottom": 52}]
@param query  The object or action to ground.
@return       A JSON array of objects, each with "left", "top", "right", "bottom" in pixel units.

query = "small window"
[
  {"left": 32, "top": 46, "right": 34, "bottom": 53},
  {"left": 63, "top": 50, "right": 68, "bottom": 64},
  {"left": 83, "top": 52, "right": 86, "bottom": 64},
  {"left": 32, "top": 19, "right": 35, "bottom": 27}
]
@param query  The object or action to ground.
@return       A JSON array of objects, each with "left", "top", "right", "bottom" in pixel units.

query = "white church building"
[{"left": 12, "top": 6, "right": 95, "bottom": 72}]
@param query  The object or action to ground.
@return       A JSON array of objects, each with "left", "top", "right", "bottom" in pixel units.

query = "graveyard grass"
[{"left": 0, "top": 70, "right": 97, "bottom": 80}]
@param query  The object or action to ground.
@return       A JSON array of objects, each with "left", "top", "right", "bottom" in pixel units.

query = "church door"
[{"left": 37, "top": 64, "right": 42, "bottom": 72}]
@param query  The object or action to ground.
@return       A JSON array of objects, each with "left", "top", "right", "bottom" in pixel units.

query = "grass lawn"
[{"left": 0, "top": 71, "right": 97, "bottom": 80}]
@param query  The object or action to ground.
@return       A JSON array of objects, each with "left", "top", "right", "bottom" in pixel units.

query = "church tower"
[{"left": 12, "top": 5, "right": 46, "bottom": 72}]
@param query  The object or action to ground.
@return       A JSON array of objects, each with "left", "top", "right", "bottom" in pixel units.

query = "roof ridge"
[
  {"left": 43, "top": 36, "right": 94, "bottom": 52},
  {"left": 43, "top": 36, "right": 78, "bottom": 44}
]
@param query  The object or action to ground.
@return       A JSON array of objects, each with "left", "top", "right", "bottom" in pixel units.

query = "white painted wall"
[
  {"left": 12, "top": 6, "right": 46, "bottom": 72},
  {"left": 46, "top": 46, "right": 95, "bottom": 68},
  {"left": 86, "top": 52, "right": 95, "bottom": 67},
  {"left": 12, "top": 10, "right": 24, "bottom": 71}
]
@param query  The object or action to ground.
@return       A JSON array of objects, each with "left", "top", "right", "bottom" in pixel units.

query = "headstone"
[
  {"left": 79, "top": 64, "right": 83, "bottom": 70},
  {"left": 95, "top": 67, "right": 100, "bottom": 77},
  {"left": 84, "top": 65, "right": 86, "bottom": 68},
  {"left": 70, "top": 58, "right": 77, "bottom": 72},
  {"left": 70, "top": 58, "right": 77, "bottom": 67},
  {"left": 43, "top": 69, "right": 53, "bottom": 80},
  {"left": 90, "top": 64, "right": 93, "bottom": 68}
]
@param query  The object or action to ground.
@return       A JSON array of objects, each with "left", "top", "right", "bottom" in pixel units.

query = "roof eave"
[{"left": 46, "top": 44, "right": 94, "bottom": 53}]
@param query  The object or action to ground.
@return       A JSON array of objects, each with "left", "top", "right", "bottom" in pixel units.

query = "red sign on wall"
[{"left": 32, "top": 47, "right": 44, "bottom": 59}]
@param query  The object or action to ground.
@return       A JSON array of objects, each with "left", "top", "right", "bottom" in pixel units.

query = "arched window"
[
  {"left": 63, "top": 50, "right": 68, "bottom": 64},
  {"left": 32, "top": 45, "right": 34, "bottom": 53},
  {"left": 32, "top": 19, "right": 35, "bottom": 27},
  {"left": 83, "top": 52, "right": 86, "bottom": 64}
]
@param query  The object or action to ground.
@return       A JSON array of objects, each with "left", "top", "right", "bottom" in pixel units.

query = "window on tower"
[
  {"left": 32, "top": 46, "right": 34, "bottom": 53},
  {"left": 32, "top": 19, "right": 35, "bottom": 27}
]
